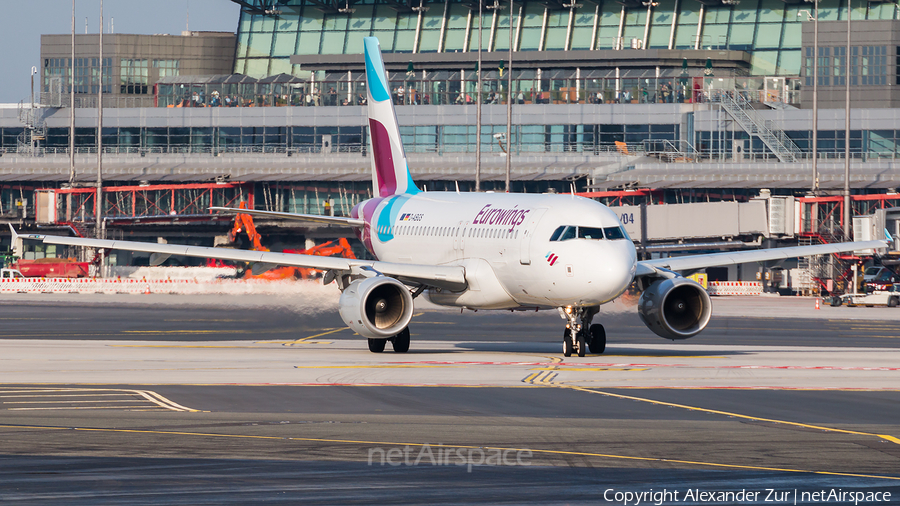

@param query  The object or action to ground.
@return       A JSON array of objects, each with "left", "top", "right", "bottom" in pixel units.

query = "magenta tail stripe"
[{"left": 369, "top": 119, "right": 398, "bottom": 197}]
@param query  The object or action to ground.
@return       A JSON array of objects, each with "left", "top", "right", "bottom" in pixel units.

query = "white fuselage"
[{"left": 353, "top": 192, "right": 638, "bottom": 309}]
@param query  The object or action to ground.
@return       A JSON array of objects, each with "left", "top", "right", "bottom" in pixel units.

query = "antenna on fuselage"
[{"left": 454, "top": 181, "right": 460, "bottom": 194}]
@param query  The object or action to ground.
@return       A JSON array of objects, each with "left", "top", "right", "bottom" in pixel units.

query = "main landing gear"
[
  {"left": 560, "top": 306, "right": 606, "bottom": 357},
  {"left": 367, "top": 327, "right": 411, "bottom": 353}
]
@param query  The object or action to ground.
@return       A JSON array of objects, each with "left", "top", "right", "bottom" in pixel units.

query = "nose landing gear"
[
  {"left": 561, "top": 327, "right": 584, "bottom": 357},
  {"left": 560, "top": 306, "right": 605, "bottom": 357}
]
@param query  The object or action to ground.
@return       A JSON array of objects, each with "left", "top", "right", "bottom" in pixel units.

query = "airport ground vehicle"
[
  {"left": 0, "top": 268, "right": 25, "bottom": 279},
  {"left": 864, "top": 266, "right": 899, "bottom": 292},
  {"left": 10, "top": 258, "right": 89, "bottom": 278},
  {"left": 830, "top": 284, "right": 900, "bottom": 307}
]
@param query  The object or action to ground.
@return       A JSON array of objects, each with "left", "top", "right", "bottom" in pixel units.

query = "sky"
[{"left": 0, "top": 0, "right": 241, "bottom": 103}]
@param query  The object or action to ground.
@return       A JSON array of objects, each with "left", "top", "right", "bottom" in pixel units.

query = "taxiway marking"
[
  {"left": 294, "top": 365, "right": 465, "bottom": 369},
  {"left": 256, "top": 328, "right": 344, "bottom": 346},
  {"left": 552, "top": 383, "right": 900, "bottom": 447},
  {"left": 0, "top": 423, "right": 895, "bottom": 481},
  {"left": 0, "top": 388, "right": 198, "bottom": 412}
]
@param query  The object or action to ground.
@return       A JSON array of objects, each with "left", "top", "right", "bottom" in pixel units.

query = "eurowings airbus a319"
[{"left": 14, "top": 37, "right": 885, "bottom": 356}]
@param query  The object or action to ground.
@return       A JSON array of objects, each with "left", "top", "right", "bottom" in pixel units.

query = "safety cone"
[
  {"left": 144, "top": 283, "right": 151, "bottom": 295},
  {"left": 815, "top": 298, "right": 820, "bottom": 310}
]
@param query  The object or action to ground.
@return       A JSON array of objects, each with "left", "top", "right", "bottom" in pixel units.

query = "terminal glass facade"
[
  {"left": 44, "top": 57, "right": 113, "bottom": 95},
  {"left": 232, "top": 0, "right": 898, "bottom": 77},
  {"left": 9, "top": 123, "right": 900, "bottom": 159},
  {"left": 0, "top": 123, "right": 677, "bottom": 155}
]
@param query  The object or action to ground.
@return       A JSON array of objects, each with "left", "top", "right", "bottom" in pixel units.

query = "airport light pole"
[
  {"left": 475, "top": 0, "right": 483, "bottom": 192},
  {"left": 809, "top": 3, "right": 819, "bottom": 195},
  {"left": 30, "top": 67, "right": 36, "bottom": 112},
  {"left": 97, "top": 0, "right": 104, "bottom": 253},
  {"left": 799, "top": 7, "right": 819, "bottom": 194},
  {"left": 842, "top": 0, "right": 851, "bottom": 240},
  {"left": 505, "top": 0, "right": 513, "bottom": 192},
  {"left": 69, "top": 0, "right": 76, "bottom": 186}
]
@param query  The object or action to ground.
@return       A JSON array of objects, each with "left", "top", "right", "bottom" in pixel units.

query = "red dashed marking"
[{"left": 383, "top": 361, "right": 900, "bottom": 371}]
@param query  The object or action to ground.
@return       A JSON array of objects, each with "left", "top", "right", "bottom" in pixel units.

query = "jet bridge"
[
  {"left": 609, "top": 200, "right": 771, "bottom": 247},
  {"left": 609, "top": 198, "right": 790, "bottom": 289},
  {"left": 863, "top": 207, "right": 900, "bottom": 263}
]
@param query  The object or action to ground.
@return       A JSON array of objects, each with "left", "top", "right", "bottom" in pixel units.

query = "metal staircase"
[
  {"left": 797, "top": 236, "right": 828, "bottom": 295},
  {"left": 16, "top": 101, "right": 46, "bottom": 156},
  {"left": 797, "top": 233, "right": 858, "bottom": 295},
  {"left": 710, "top": 92, "right": 802, "bottom": 163}
]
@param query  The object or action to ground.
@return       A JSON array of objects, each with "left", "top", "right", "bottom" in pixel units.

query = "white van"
[{"left": 0, "top": 269, "right": 25, "bottom": 279}]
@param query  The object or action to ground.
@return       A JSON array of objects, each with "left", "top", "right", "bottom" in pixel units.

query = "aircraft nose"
[{"left": 597, "top": 242, "right": 637, "bottom": 298}]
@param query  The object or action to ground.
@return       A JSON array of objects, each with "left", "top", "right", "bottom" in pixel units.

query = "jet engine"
[
  {"left": 338, "top": 276, "right": 414, "bottom": 339},
  {"left": 637, "top": 277, "right": 712, "bottom": 340}
]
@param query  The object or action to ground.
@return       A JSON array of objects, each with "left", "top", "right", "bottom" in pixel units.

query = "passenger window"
[
  {"left": 559, "top": 226, "right": 577, "bottom": 241},
  {"left": 577, "top": 227, "right": 604, "bottom": 240},
  {"left": 603, "top": 226, "right": 627, "bottom": 240}
]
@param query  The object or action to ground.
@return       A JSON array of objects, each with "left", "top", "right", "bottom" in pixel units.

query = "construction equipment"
[
  {"left": 222, "top": 202, "right": 356, "bottom": 280},
  {"left": 246, "top": 238, "right": 356, "bottom": 280},
  {"left": 228, "top": 201, "right": 268, "bottom": 252}
]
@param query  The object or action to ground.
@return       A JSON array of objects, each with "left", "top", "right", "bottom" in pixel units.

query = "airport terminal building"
[{"left": 2, "top": 0, "right": 900, "bottom": 290}]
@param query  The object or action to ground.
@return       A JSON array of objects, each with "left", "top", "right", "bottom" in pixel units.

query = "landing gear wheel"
[
  {"left": 562, "top": 328, "right": 573, "bottom": 357},
  {"left": 391, "top": 327, "right": 410, "bottom": 353},
  {"left": 576, "top": 331, "right": 586, "bottom": 357},
  {"left": 368, "top": 338, "right": 386, "bottom": 353},
  {"left": 589, "top": 324, "right": 606, "bottom": 354}
]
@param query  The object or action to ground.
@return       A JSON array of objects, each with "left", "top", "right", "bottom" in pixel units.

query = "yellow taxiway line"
[{"left": 0, "top": 423, "right": 895, "bottom": 481}]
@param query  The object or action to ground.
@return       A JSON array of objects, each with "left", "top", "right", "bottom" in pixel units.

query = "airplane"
[{"left": 12, "top": 37, "right": 886, "bottom": 357}]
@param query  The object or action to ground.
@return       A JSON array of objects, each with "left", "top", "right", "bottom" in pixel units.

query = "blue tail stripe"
[
  {"left": 405, "top": 163, "right": 420, "bottom": 195},
  {"left": 364, "top": 38, "right": 390, "bottom": 103}
]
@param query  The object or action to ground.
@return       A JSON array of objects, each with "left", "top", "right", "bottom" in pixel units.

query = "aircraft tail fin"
[{"left": 363, "top": 37, "right": 419, "bottom": 197}]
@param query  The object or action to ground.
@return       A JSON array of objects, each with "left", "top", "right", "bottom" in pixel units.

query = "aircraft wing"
[
  {"left": 16, "top": 230, "right": 467, "bottom": 291},
  {"left": 209, "top": 207, "right": 365, "bottom": 227},
  {"left": 636, "top": 240, "right": 888, "bottom": 276}
]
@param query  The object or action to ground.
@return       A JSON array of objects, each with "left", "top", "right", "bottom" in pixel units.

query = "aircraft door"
[
  {"left": 455, "top": 221, "right": 468, "bottom": 259},
  {"left": 519, "top": 208, "right": 547, "bottom": 265}
]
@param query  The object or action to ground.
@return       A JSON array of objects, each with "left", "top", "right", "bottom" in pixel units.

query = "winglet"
[{"left": 8, "top": 224, "right": 45, "bottom": 243}]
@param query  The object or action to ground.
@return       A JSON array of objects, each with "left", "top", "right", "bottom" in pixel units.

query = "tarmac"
[{"left": 0, "top": 292, "right": 898, "bottom": 504}]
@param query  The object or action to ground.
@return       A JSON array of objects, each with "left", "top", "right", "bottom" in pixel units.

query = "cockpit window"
[
  {"left": 558, "top": 226, "right": 577, "bottom": 241},
  {"left": 549, "top": 226, "right": 566, "bottom": 242},
  {"left": 603, "top": 226, "right": 627, "bottom": 240},
  {"left": 577, "top": 227, "right": 604, "bottom": 240},
  {"left": 551, "top": 225, "right": 629, "bottom": 241}
]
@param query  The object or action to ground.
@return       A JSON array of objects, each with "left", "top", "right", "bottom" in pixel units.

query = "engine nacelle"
[
  {"left": 638, "top": 277, "right": 712, "bottom": 340},
  {"left": 339, "top": 277, "right": 414, "bottom": 339}
]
